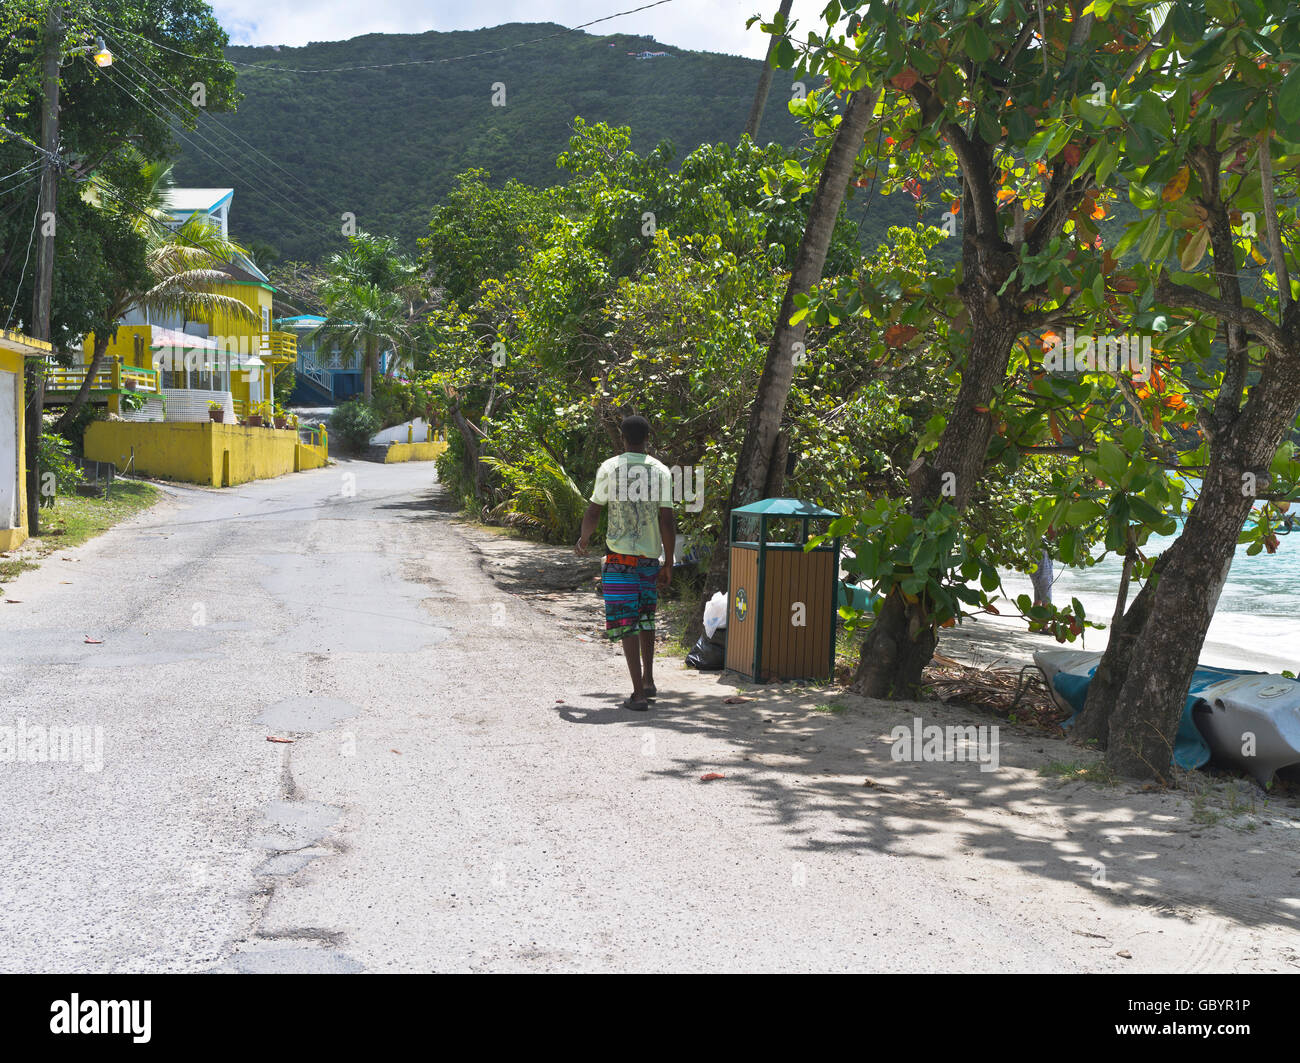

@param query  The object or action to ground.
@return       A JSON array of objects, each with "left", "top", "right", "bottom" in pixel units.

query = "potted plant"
[
  {"left": 273, "top": 403, "right": 288, "bottom": 430},
  {"left": 208, "top": 400, "right": 225, "bottom": 423},
  {"left": 246, "top": 400, "right": 269, "bottom": 427}
]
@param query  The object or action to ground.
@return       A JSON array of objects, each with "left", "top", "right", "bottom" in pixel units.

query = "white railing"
[
  {"left": 296, "top": 355, "right": 334, "bottom": 395},
  {"left": 162, "top": 388, "right": 233, "bottom": 422}
]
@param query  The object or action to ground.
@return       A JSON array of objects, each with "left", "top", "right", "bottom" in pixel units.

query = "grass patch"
[
  {"left": 813, "top": 701, "right": 848, "bottom": 714},
  {"left": 1038, "top": 759, "right": 1119, "bottom": 786},
  {"left": 0, "top": 480, "right": 159, "bottom": 592}
]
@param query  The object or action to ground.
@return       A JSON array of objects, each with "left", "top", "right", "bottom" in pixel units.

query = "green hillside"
[{"left": 169, "top": 22, "right": 919, "bottom": 263}]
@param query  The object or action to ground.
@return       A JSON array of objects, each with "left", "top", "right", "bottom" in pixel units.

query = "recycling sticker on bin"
[{"left": 734, "top": 587, "right": 748, "bottom": 623}]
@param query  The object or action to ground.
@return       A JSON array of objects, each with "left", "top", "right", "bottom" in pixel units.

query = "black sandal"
[
  {"left": 644, "top": 683, "right": 657, "bottom": 699},
  {"left": 622, "top": 696, "right": 650, "bottom": 712}
]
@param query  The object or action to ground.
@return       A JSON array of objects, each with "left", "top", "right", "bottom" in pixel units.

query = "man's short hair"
[{"left": 621, "top": 415, "right": 651, "bottom": 447}]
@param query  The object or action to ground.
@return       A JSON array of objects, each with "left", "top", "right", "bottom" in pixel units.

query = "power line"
[
  {"left": 108, "top": 47, "right": 335, "bottom": 236},
  {"left": 4, "top": 183, "right": 41, "bottom": 332},
  {"left": 102, "top": 60, "right": 338, "bottom": 249},
  {"left": 87, "top": 1, "right": 678, "bottom": 74},
  {"left": 98, "top": 30, "right": 351, "bottom": 219}
]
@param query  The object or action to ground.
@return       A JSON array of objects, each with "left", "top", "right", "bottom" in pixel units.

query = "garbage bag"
[
  {"left": 686, "top": 629, "right": 727, "bottom": 670},
  {"left": 703, "top": 591, "right": 728, "bottom": 639}
]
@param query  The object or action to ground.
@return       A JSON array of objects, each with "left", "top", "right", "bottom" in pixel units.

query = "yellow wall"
[
  {"left": 384, "top": 441, "right": 448, "bottom": 463},
  {"left": 0, "top": 347, "right": 26, "bottom": 550},
  {"left": 85, "top": 421, "right": 328, "bottom": 487}
]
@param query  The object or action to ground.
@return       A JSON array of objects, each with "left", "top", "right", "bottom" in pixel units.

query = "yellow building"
[
  {"left": 44, "top": 188, "right": 327, "bottom": 485},
  {"left": 1, "top": 328, "right": 53, "bottom": 549},
  {"left": 49, "top": 188, "right": 297, "bottom": 422}
]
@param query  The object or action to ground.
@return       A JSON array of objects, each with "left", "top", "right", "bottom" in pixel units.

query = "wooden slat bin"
[{"left": 724, "top": 498, "right": 841, "bottom": 683}]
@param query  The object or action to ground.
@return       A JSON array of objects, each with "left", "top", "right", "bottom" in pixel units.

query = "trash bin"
[{"left": 725, "top": 498, "right": 841, "bottom": 683}]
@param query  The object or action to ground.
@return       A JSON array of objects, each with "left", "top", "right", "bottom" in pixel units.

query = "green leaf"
[
  {"left": 964, "top": 22, "right": 992, "bottom": 62},
  {"left": 1279, "top": 68, "right": 1300, "bottom": 127}
]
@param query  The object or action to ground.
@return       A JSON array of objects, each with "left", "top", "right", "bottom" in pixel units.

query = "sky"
[{"left": 210, "top": 0, "right": 829, "bottom": 60}]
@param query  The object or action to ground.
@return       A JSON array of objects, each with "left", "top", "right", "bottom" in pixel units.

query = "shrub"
[
  {"left": 480, "top": 449, "right": 586, "bottom": 543},
  {"left": 329, "top": 399, "right": 381, "bottom": 454},
  {"left": 38, "top": 431, "right": 84, "bottom": 498}
]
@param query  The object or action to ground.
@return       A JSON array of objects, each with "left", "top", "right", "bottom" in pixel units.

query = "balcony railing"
[
  {"left": 45, "top": 361, "right": 160, "bottom": 394},
  {"left": 261, "top": 331, "right": 298, "bottom": 363}
]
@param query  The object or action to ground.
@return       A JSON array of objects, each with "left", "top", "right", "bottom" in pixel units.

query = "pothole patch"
[
  {"left": 256, "top": 696, "right": 359, "bottom": 732},
  {"left": 250, "top": 799, "right": 341, "bottom": 851}
]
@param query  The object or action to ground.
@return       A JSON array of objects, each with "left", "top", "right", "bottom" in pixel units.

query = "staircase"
[{"left": 294, "top": 355, "right": 334, "bottom": 403}]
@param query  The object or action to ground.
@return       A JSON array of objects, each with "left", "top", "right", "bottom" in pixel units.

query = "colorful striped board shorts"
[{"left": 602, "top": 552, "right": 660, "bottom": 640}]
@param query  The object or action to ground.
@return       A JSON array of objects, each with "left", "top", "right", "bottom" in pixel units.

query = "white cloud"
[{"left": 211, "top": 0, "right": 829, "bottom": 60}]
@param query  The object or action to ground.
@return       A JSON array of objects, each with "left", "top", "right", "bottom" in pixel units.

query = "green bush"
[
  {"left": 38, "top": 431, "right": 84, "bottom": 499},
  {"left": 329, "top": 399, "right": 381, "bottom": 454},
  {"left": 371, "top": 378, "right": 439, "bottom": 429},
  {"left": 480, "top": 449, "right": 586, "bottom": 543},
  {"left": 58, "top": 403, "right": 106, "bottom": 456},
  {"left": 435, "top": 429, "right": 479, "bottom": 510}
]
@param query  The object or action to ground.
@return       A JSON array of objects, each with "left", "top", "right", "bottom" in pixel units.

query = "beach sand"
[{"left": 469, "top": 523, "right": 1300, "bottom": 973}]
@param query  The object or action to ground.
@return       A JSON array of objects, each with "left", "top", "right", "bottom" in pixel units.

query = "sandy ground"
[{"left": 0, "top": 461, "right": 1297, "bottom": 973}]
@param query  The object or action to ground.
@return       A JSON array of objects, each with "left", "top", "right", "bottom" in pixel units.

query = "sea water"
[{"left": 1001, "top": 527, "right": 1300, "bottom": 673}]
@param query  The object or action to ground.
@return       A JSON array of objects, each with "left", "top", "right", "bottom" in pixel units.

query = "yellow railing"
[
  {"left": 45, "top": 360, "right": 159, "bottom": 393},
  {"left": 262, "top": 331, "right": 298, "bottom": 362}
]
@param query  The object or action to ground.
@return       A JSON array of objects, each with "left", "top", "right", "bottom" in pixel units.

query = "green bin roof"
[{"left": 732, "top": 497, "right": 840, "bottom": 518}]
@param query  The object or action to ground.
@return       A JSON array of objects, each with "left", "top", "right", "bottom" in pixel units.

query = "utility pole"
[{"left": 25, "top": 0, "right": 63, "bottom": 535}]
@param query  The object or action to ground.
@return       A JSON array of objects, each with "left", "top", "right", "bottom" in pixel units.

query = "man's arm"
[
  {"left": 575, "top": 502, "right": 603, "bottom": 556},
  {"left": 656, "top": 506, "right": 676, "bottom": 588}
]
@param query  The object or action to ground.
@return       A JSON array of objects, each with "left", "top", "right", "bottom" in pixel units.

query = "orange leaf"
[
  {"left": 996, "top": 188, "right": 1016, "bottom": 205},
  {"left": 700, "top": 772, "right": 726, "bottom": 782},
  {"left": 1064, "top": 143, "right": 1082, "bottom": 167},
  {"left": 890, "top": 68, "right": 920, "bottom": 91},
  {"left": 1162, "top": 166, "right": 1190, "bottom": 202},
  {"left": 1091, "top": 202, "right": 1106, "bottom": 220},
  {"left": 884, "top": 324, "right": 919, "bottom": 347}
]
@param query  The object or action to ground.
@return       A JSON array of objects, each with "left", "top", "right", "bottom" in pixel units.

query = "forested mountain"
[{"left": 170, "top": 22, "right": 919, "bottom": 263}]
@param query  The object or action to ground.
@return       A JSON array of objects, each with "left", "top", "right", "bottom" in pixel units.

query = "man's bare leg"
[
  {"left": 621, "top": 634, "right": 645, "bottom": 701},
  {"left": 640, "top": 630, "right": 655, "bottom": 692}
]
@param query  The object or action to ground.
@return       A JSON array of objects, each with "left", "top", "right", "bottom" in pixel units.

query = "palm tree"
[
  {"left": 309, "top": 281, "right": 411, "bottom": 401},
  {"left": 315, "top": 232, "right": 432, "bottom": 397},
  {"left": 54, "top": 155, "right": 260, "bottom": 433}
]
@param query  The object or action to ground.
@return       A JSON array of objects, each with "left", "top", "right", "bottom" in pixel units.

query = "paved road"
[{"left": 1, "top": 460, "right": 1297, "bottom": 972}]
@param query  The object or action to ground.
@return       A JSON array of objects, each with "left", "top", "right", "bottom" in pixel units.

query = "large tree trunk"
[
  {"left": 1102, "top": 361, "right": 1300, "bottom": 778},
  {"left": 1079, "top": 142, "right": 1300, "bottom": 780},
  {"left": 742, "top": 0, "right": 795, "bottom": 142},
  {"left": 1103, "top": 463, "right": 1251, "bottom": 779},
  {"left": 690, "top": 83, "right": 880, "bottom": 648},
  {"left": 850, "top": 313, "right": 1021, "bottom": 698},
  {"left": 1072, "top": 548, "right": 1174, "bottom": 746},
  {"left": 51, "top": 332, "right": 110, "bottom": 436}
]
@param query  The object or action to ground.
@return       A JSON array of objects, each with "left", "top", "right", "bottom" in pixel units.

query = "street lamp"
[{"left": 92, "top": 37, "right": 113, "bottom": 67}]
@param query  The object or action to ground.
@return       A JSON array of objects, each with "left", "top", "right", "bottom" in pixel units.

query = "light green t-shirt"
[{"left": 592, "top": 452, "right": 674, "bottom": 558}]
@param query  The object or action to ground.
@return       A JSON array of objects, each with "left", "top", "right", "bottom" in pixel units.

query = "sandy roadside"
[{"left": 462, "top": 519, "right": 1300, "bottom": 973}]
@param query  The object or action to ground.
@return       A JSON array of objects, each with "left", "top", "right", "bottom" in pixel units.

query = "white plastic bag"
[{"left": 703, "top": 591, "right": 728, "bottom": 639}]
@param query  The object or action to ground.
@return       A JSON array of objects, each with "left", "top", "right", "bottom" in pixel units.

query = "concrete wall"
[
  {"left": 383, "top": 441, "right": 448, "bottom": 464},
  {"left": 85, "top": 421, "right": 328, "bottom": 487}
]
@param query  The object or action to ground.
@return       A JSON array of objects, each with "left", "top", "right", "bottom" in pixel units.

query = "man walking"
[{"left": 575, "top": 415, "right": 676, "bottom": 711}]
